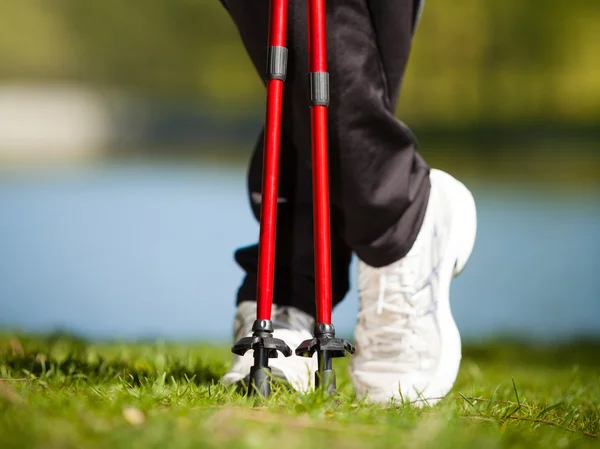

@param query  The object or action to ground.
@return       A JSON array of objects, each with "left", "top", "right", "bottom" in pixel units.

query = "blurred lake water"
[{"left": 0, "top": 163, "right": 598, "bottom": 342}]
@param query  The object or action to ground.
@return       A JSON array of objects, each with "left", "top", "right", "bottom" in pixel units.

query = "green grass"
[{"left": 0, "top": 334, "right": 598, "bottom": 449}]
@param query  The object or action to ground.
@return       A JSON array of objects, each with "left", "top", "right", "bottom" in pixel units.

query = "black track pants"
[{"left": 221, "top": 0, "right": 431, "bottom": 318}]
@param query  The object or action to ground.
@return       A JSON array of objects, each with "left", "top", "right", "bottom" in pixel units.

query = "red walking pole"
[
  {"left": 231, "top": 0, "right": 292, "bottom": 398},
  {"left": 296, "top": 0, "right": 354, "bottom": 395}
]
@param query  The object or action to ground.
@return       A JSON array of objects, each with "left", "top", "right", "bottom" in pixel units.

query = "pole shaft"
[
  {"left": 257, "top": 0, "right": 288, "bottom": 321},
  {"left": 307, "top": 0, "right": 332, "bottom": 325}
]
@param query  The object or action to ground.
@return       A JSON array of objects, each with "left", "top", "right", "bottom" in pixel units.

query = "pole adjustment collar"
[
  {"left": 267, "top": 46, "right": 288, "bottom": 81},
  {"left": 310, "top": 72, "right": 330, "bottom": 107}
]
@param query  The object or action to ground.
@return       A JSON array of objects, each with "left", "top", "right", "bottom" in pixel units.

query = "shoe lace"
[{"left": 358, "top": 250, "right": 437, "bottom": 369}]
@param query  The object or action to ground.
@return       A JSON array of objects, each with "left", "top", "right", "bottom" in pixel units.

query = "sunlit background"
[{"left": 0, "top": 0, "right": 598, "bottom": 342}]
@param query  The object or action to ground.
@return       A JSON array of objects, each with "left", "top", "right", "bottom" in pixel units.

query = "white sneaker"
[
  {"left": 222, "top": 301, "right": 318, "bottom": 392},
  {"left": 350, "top": 169, "right": 477, "bottom": 406}
]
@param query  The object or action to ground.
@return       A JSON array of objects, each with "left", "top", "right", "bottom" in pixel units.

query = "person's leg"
[
  {"left": 277, "top": 0, "right": 431, "bottom": 268},
  {"left": 225, "top": 0, "right": 430, "bottom": 295},
  {"left": 344, "top": 0, "right": 478, "bottom": 406}
]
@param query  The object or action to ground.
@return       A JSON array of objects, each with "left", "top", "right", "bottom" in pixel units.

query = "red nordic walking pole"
[
  {"left": 231, "top": 0, "right": 292, "bottom": 398},
  {"left": 296, "top": 0, "right": 355, "bottom": 395}
]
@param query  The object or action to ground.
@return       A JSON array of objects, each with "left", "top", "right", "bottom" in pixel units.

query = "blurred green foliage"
[{"left": 1, "top": 0, "right": 599, "bottom": 126}]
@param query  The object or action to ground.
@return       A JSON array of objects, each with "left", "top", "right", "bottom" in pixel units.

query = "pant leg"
[
  {"left": 311, "top": 0, "right": 432, "bottom": 267},
  {"left": 222, "top": 0, "right": 430, "bottom": 270}
]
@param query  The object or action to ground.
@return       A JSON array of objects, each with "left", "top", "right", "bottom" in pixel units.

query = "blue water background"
[{"left": 0, "top": 164, "right": 598, "bottom": 342}]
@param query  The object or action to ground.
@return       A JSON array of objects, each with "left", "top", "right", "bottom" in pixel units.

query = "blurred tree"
[
  {"left": 400, "top": 0, "right": 600, "bottom": 125},
  {"left": 0, "top": 0, "right": 598, "bottom": 126}
]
